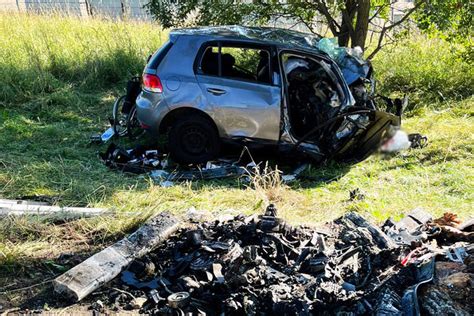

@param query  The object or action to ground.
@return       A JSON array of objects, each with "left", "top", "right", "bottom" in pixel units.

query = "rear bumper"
[{"left": 135, "top": 91, "right": 169, "bottom": 135}]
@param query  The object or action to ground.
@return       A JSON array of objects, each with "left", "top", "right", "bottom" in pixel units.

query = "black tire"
[
  {"left": 168, "top": 115, "right": 220, "bottom": 164},
  {"left": 112, "top": 95, "right": 129, "bottom": 137}
]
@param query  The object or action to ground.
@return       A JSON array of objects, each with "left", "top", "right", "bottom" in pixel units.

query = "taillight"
[{"left": 142, "top": 73, "right": 163, "bottom": 93}]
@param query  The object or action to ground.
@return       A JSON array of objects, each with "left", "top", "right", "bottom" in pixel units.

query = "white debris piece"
[
  {"left": 381, "top": 130, "right": 411, "bottom": 153},
  {"left": 186, "top": 206, "right": 210, "bottom": 221},
  {"left": 150, "top": 170, "right": 170, "bottom": 181},
  {"left": 160, "top": 180, "right": 174, "bottom": 188},
  {"left": 205, "top": 161, "right": 220, "bottom": 169},
  {"left": 0, "top": 200, "right": 109, "bottom": 217}
]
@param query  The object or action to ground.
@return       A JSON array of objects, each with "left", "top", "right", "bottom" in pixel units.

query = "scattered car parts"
[
  {"left": 99, "top": 142, "right": 311, "bottom": 185},
  {"left": 90, "top": 77, "right": 143, "bottom": 144}
]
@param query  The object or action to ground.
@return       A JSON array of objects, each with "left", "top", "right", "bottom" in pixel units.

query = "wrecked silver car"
[{"left": 136, "top": 26, "right": 402, "bottom": 164}]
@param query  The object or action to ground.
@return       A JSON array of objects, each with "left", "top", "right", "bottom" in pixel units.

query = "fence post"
[
  {"left": 79, "top": 0, "right": 87, "bottom": 18},
  {"left": 16, "top": 0, "right": 26, "bottom": 12},
  {"left": 120, "top": 0, "right": 130, "bottom": 20}
]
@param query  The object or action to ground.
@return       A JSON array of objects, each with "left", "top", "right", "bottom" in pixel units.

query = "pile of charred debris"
[{"left": 54, "top": 207, "right": 473, "bottom": 315}]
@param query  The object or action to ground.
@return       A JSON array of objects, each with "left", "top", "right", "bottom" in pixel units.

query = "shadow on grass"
[
  {"left": 186, "top": 158, "right": 352, "bottom": 192},
  {"left": 378, "top": 147, "right": 464, "bottom": 172},
  {"left": 0, "top": 248, "right": 98, "bottom": 309},
  {"left": 0, "top": 82, "right": 155, "bottom": 205}
]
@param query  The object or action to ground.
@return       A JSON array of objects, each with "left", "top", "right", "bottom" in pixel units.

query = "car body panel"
[
  {"left": 138, "top": 33, "right": 282, "bottom": 140},
  {"left": 332, "top": 111, "right": 401, "bottom": 162},
  {"left": 196, "top": 74, "right": 281, "bottom": 140}
]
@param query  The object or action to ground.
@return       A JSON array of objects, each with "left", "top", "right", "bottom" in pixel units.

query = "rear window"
[{"left": 147, "top": 40, "right": 173, "bottom": 69}]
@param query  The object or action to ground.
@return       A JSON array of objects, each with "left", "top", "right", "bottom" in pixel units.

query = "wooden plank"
[
  {"left": 0, "top": 203, "right": 109, "bottom": 217},
  {"left": 0, "top": 199, "right": 49, "bottom": 206},
  {"left": 53, "top": 212, "right": 180, "bottom": 301}
]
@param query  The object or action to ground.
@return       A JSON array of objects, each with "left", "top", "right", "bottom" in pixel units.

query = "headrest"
[
  {"left": 221, "top": 53, "right": 235, "bottom": 68},
  {"left": 202, "top": 50, "right": 219, "bottom": 74}
]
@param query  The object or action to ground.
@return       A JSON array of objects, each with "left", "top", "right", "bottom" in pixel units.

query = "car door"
[{"left": 195, "top": 42, "right": 281, "bottom": 142}]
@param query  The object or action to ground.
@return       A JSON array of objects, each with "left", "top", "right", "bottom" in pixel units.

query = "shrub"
[{"left": 373, "top": 35, "right": 473, "bottom": 109}]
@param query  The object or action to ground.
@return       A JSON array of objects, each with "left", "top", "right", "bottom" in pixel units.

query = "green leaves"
[
  {"left": 145, "top": 0, "right": 421, "bottom": 56},
  {"left": 414, "top": 0, "right": 473, "bottom": 62},
  {"left": 145, "top": 0, "right": 276, "bottom": 28},
  {"left": 415, "top": 0, "right": 473, "bottom": 40}
]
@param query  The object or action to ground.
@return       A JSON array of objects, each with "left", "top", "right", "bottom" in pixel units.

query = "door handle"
[{"left": 207, "top": 88, "right": 226, "bottom": 95}]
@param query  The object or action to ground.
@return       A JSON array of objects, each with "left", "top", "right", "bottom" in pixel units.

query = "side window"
[
  {"left": 199, "top": 44, "right": 271, "bottom": 84},
  {"left": 200, "top": 46, "right": 220, "bottom": 76}
]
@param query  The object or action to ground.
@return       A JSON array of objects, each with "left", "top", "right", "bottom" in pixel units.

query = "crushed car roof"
[{"left": 171, "top": 25, "right": 322, "bottom": 51}]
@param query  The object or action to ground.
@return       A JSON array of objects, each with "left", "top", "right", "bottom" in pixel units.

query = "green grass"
[{"left": 0, "top": 13, "right": 473, "bottom": 300}]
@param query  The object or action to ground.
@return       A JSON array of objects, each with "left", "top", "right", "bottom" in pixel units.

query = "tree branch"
[
  {"left": 314, "top": 0, "right": 341, "bottom": 35},
  {"left": 341, "top": 8, "right": 356, "bottom": 38},
  {"left": 369, "top": 1, "right": 396, "bottom": 24},
  {"left": 384, "top": 0, "right": 425, "bottom": 32},
  {"left": 296, "top": 14, "right": 324, "bottom": 37},
  {"left": 367, "top": 0, "right": 426, "bottom": 59},
  {"left": 367, "top": 21, "right": 388, "bottom": 60}
]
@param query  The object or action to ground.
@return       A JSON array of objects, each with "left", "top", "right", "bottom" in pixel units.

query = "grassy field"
[{"left": 0, "top": 13, "right": 473, "bottom": 307}]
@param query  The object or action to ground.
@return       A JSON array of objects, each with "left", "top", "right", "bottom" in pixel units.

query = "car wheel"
[
  {"left": 112, "top": 95, "right": 129, "bottom": 137},
  {"left": 168, "top": 115, "right": 220, "bottom": 164}
]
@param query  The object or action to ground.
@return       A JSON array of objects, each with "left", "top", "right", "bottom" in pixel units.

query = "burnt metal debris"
[
  {"left": 88, "top": 206, "right": 472, "bottom": 315},
  {"left": 99, "top": 143, "right": 311, "bottom": 185}
]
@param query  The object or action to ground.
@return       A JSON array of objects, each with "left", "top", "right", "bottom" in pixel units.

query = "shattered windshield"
[
  {"left": 172, "top": 25, "right": 321, "bottom": 50},
  {"left": 172, "top": 26, "right": 371, "bottom": 86}
]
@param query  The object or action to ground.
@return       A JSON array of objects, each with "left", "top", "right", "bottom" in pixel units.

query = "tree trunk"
[
  {"left": 338, "top": 16, "right": 351, "bottom": 47},
  {"left": 337, "top": 0, "right": 352, "bottom": 47},
  {"left": 338, "top": 0, "right": 356, "bottom": 47},
  {"left": 352, "top": 0, "right": 370, "bottom": 49}
]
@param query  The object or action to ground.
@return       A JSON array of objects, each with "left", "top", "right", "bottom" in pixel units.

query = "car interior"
[
  {"left": 200, "top": 45, "right": 271, "bottom": 84},
  {"left": 282, "top": 53, "right": 342, "bottom": 140}
]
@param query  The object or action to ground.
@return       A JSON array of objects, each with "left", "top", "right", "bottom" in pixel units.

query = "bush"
[{"left": 373, "top": 35, "right": 473, "bottom": 108}]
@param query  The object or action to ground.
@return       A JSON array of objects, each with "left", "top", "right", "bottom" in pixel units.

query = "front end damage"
[{"left": 280, "top": 41, "right": 404, "bottom": 164}]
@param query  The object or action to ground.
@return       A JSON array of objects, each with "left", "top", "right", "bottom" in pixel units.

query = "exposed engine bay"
[
  {"left": 285, "top": 55, "right": 344, "bottom": 140},
  {"left": 282, "top": 51, "right": 403, "bottom": 163}
]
